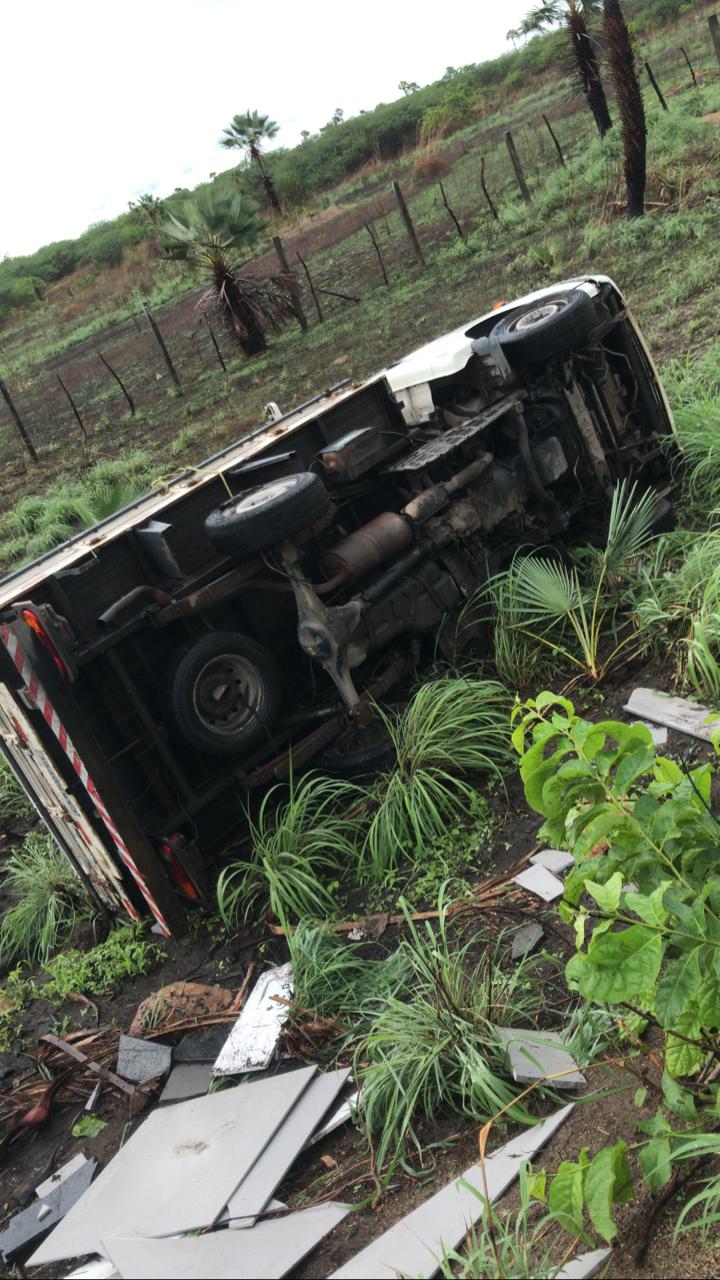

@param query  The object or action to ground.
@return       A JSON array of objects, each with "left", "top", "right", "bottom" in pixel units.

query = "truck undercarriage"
[{"left": 0, "top": 276, "right": 675, "bottom": 920}]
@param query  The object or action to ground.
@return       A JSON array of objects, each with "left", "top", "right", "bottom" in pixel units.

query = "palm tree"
[
  {"left": 220, "top": 111, "right": 282, "bottom": 214},
  {"left": 603, "top": 0, "right": 646, "bottom": 218},
  {"left": 523, "top": 1, "right": 613, "bottom": 138},
  {"left": 161, "top": 188, "right": 294, "bottom": 356}
]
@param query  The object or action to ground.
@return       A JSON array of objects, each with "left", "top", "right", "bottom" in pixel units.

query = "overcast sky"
[{"left": 1, "top": 0, "right": 533, "bottom": 260}]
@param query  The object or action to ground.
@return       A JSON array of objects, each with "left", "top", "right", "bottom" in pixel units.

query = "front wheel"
[{"left": 491, "top": 290, "right": 600, "bottom": 368}]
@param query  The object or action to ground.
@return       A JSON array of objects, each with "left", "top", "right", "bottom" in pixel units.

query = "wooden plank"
[{"left": 624, "top": 688, "right": 720, "bottom": 743}]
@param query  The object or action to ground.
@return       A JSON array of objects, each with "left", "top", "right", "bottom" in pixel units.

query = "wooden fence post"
[
  {"left": 98, "top": 352, "right": 135, "bottom": 415},
  {"left": 142, "top": 302, "right": 181, "bottom": 389},
  {"left": 439, "top": 182, "right": 465, "bottom": 241},
  {"left": 56, "top": 373, "right": 86, "bottom": 438},
  {"left": 296, "top": 253, "right": 324, "bottom": 322},
  {"left": 645, "top": 61, "right": 669, "bottom": 111},
  {"left": 542, "top": 114, "right": 566, "bottom": 167},
  {"left": 364, "top": 221, "right": 389, "bottom": 285},
  {"left": 392, "top": 181, "right": 426, "bottom": 267},
  {"left": 504, "top": 131, "right": 532, "bottom": 203},
  {"left": 679, "top": 46, "right": 699, "bottom": 90},
  {"left": 272, "top": 235, "right": 308, "bottom": 331},
  {"left": 480, "top": 157, "right": 499, "bottom": 221},
  {"left": 710, "top": 15, "right": 720, "bottom": 76},
  {"left": 203, "top": 315, "right": 227, "bottom": 373},
  {"left": 0, "top": 377, "right": 37, "bottom": 462}
]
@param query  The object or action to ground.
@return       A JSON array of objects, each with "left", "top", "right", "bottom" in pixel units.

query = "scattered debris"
[
  {"left": 304, "top": 1088, "right": 360, "bottom": 1149},
  {"left": 128, "top": 980, "right": 235, "bottom": 1037},
  {"left": 511, "top": 922, "right": 545, "bottom": 961},
  {"left": 495, "top": 1027, "right": 586, "bottom": 1090},
  {"left": 116, "top": 1034, "right": 171, "bottom": 1085},
  {"left": 28, "top": 1064, "right": 316, "bottom": 1266},
  {"left": 65, "top": 1258, "right": 118, "bottom": 1278},
  {"left": 100, "top": 1202, "right": 349, "bottom": 1279},
  {"left": 624, "top": 688, "right": 720, "bottom": 743},
  {"left": 225, "top": 1067, "right": 350, "bottom": 1228},
  {"left": 85, "top": 1083, "right": 102, "bottom": 1112},
  {"left": 512, "top": 864, "right": 565, "bottom": 902},
  {"left": 174, "top": 1023, "right": 230, "bottom": 1063},
  {"left": 530, "top": 849, "right": 574, "bottom": 874},
  {"left": 158, "top": 1062, "right": 213, "bottom": 1105},
  {"left": 36, "top": 1154, "right": 89, "bottom": 1198},
  {"left": 0, "top": 1160, "right": 97, "bottom": 1262},
  {"left": 329, "top": 1106, "right": 574, "bottom": 1279},
  {"left": 212, "top": 963, "right": 293, "bottom": 1076},
  {"left": 556, "top": 1248, "right": 613, "bottom": 1279},
  {"left": 41, "top": 1034, "right": 137, "bottom": 1099}
]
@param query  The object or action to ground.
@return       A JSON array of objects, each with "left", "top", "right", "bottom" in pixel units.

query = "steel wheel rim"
[
  {"left": 511, "top": 300, "right": 567, "bottom": 332},
  {"left": 192, "top": 654, "right": 263, "bottom": 734}
]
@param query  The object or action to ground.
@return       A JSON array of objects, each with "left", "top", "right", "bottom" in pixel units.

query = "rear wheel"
[
  {"left": 166, "top": 632, "right": 281, "bottom": 755},
  {"left": 318, "top": 715, "right": 396, "bottom": 780}
]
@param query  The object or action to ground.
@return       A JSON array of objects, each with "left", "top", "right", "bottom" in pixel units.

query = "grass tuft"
[{"left": 0, "top": 832, "right": 93, "bottom": 966}]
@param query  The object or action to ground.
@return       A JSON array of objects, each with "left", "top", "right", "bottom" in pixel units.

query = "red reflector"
[
  {"left": 159, "top": 839, "right": 200, "bottom": 902},
  {"left": 21, "top": 609, "right": 68, "bottom": 679}
]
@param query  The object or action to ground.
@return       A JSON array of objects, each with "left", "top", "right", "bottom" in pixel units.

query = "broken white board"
[
  {"left": 65, "top": 1260, "right": 120, "bottom": 1280},
  {"left": 329, "top": 1105, "right": 574, "bottom": 1279},
  {"left": 495, "top": 1027, "right": 586, "bottom": 1090},
  {"left": 530, "top": 849, "right": 574, "bottom": 874},
  {"left": 624, "top": 688, "right": 720, "bottom": 744},
  {"left": 556, "top": 1247, "right": 612, "bottom": 1278},
  {"left": 513, "top": 864, "right": 564, "bottom": 902},
  {"left": 304, "top": 1089, "right": 360, "bottom": 1149},
  {"left": 36, "top": 1153, "right": 89, "bottom": 1199},
  {"left": 101, "top": 1202, "right": 349, "bottom": 1279},
  {"left": 226, "top": 1068, "right": 351, "bottom": 1228},
  {"left": 212, "top": 963, "right": 293, "bottom": 1076},
  {"left": 28, "top": 1065, "right": 316, "bottom": 1267},
  {"left": 511, "top": 922, "right": 544, "bottom": 961}
]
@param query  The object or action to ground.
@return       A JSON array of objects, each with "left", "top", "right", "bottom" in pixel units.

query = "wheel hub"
[{"left": 192, "top": 655, "right": 261, "bottom": 734}]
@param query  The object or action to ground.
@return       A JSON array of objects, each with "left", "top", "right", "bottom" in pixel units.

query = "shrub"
[
  {"left": 411, "top": 150, "right": 451, "bottom": 183},
  {"left": 0, "top": 755, "right": 33, "bottom": 827}
]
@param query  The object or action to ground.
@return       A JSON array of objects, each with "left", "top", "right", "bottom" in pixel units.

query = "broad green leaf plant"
[{"left": 511, "top": 692, "right": 720, "bottom": 1241}]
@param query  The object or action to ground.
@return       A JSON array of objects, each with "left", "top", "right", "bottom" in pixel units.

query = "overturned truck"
[{"left": 0, "top": 277, "right": 674, "bottom": 932}]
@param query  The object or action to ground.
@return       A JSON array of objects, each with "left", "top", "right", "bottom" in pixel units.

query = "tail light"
[
  {"left": 158, "top": 835, "right": 201, "bottom": 902},
  {"left": 21, "top": 609, "right": 69, "bottom": 679}
]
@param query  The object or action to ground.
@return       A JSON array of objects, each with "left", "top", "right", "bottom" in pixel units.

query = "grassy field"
[{"left": 0, "top": 2, "right": 719, "bottom": 569}]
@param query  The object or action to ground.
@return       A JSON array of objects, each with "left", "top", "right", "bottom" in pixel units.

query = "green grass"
[
  {"left": 0, "top": 831, "right": 94, "bottom": 966},
  {"left": 0, "top": 754, "right": 33, "bottom": 826},
  {"left": 363, "top": 678, "right": 512, "bottom": 881},
  {"left": 216, "top": 769, "right": 363, "bottom": 925},
  {"left": 41, "top": 923, "right": 165, "bottom": 1004},
  {"left": 358, "top": 892, "right": 550, "bottom": 1176}
]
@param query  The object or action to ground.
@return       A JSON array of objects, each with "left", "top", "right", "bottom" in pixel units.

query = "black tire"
[
  {"left": 318, "top": 716, "right": 397, "bottom": 781},
  {"left": 166, "top": 632, "right": 281, "bottom": 755},
  {"left": 205, "top": 472, "right": 332, "bottom": 559},
  {"left": 491, "top": 290, "right": 600, "bottom": 367}
]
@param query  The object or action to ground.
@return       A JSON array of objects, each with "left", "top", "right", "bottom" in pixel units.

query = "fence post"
[
  {"left": 679, "top": 46, "right": 698, "bottom": 90},
  {"left": 0, "top": 377, "right": 37, "bottom": 462},
  {"left": 645, "top": 61, "right": 669, "bottom": 111},
  {"left": 710, "top": 15, "right": 720, "bottom": 76},
  {"left": 439, "top": 182, "right": 465, "bottom": 242},
  {"left": 504, "top": 131, "right": 532, "bottom": 203},
  {"left": 56, "top": 373, "right": 87, "bottom": 438},
  {"left": 98, "top": 352, "right": 135, "bottom": 416},
  {"left": 364, "top": 221, "right": 389, "bottom": 285},
  {"left": 272, "top": 235, "right": 308, "bottom": 331},
  {"left": 480, "top": 157, "right": 499, "bottom": 221},
  {"left": 392, "top": 180, "right": 426, "bottom": 267},
  {"left": 203, "top": 315, "right": 227, "bottom": 373},
  {"left": 142, "top": 302, "right": 181, "bottom": 389},
  {"left": 296, "top": 252, "right": 324, "bottom": 322},
  {"left": 542, "top": 114, "right": 566, "bottom": 167}
]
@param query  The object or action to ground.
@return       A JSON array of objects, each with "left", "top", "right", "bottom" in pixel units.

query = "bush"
[
  {"left": 411, "top": 150, "right": 451, "bottom": 183},
  {"left": 0, "top": 832, "right": 93, "bottom": 966}
]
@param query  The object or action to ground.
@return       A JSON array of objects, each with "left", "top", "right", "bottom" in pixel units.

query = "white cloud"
[{"left": 1, "top": 0, "right": 532, "bottom": 258}]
